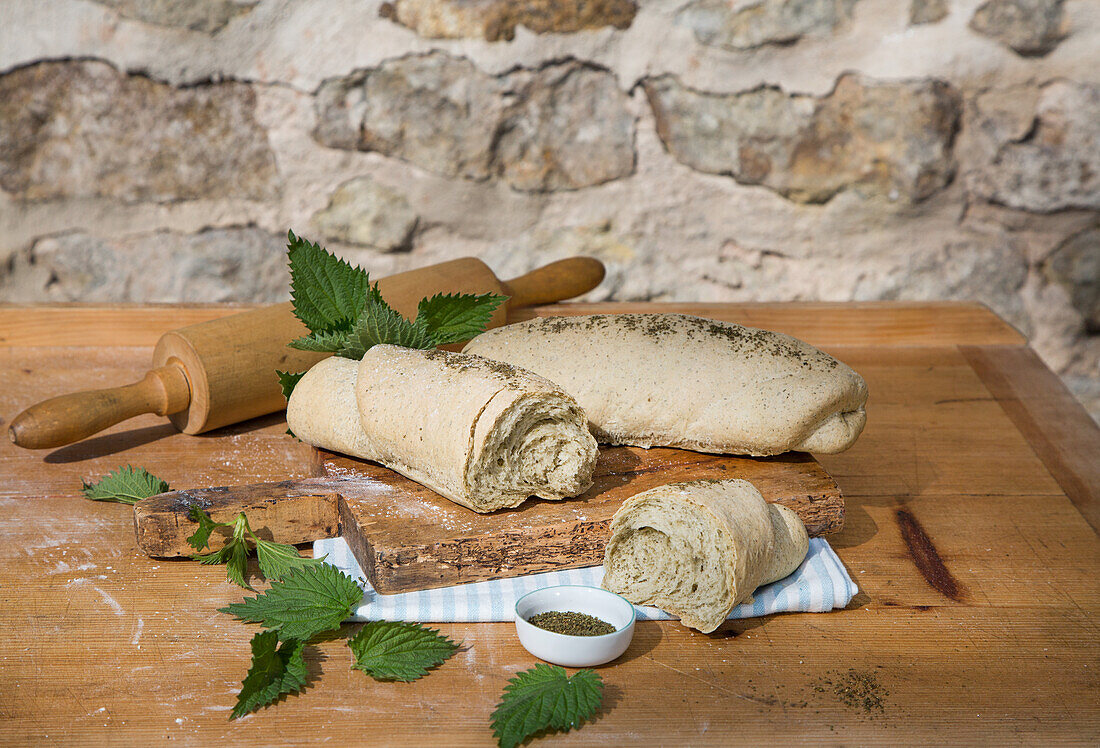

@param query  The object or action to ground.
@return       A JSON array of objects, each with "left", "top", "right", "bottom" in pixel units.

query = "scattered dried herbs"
[{"left": 813, "top": 668, "right": 888, "bottom": 715}]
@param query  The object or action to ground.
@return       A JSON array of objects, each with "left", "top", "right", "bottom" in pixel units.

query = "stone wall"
[{"left": 0, "top": 0, "right": 1097, "bottom": 419}]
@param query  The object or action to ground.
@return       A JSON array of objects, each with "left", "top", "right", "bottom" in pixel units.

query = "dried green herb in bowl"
[{"left": 527, "top": 611, "right": 617, "bottom": 637}]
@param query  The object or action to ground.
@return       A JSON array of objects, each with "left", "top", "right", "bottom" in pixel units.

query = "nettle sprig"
[
  {"left": 189, "top": 506, "right": 459, "bottom": 720},
  {"left": 79, "top": 466, "right": 461, "bottom": 721},
  {"left": 276, "top": 231, "right": 506, "bottom": 401},
  {"left": 186, "top": 506, "right": 327, "bottom": 589}
]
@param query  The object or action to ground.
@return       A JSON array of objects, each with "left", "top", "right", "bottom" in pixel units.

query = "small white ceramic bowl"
[{"left": 514, "top": 585, "right": 636, "bottom": 667}]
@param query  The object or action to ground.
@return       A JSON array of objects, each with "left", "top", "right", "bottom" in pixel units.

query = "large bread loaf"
[
  {"left": 286, "top": 345, "right": 599, "bottom": 513},
  {"left": 463, "top": 313, "right": 867, "bottom": 455},
  {"left": 602, "top": 479, "right": 809, "bottom": 633}
]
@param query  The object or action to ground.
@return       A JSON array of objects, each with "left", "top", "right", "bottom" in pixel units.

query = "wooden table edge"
[
  {"left": 961, "top": 344, "right": 1100, "bottom": 534},
  {"left": 0, "top": 300, "right": 1026, "bottom": 348}
]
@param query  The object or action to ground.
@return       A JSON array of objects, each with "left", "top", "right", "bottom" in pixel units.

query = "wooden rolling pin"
[{"left": 9, "top": 256, "right": 605, "bottom": 449}]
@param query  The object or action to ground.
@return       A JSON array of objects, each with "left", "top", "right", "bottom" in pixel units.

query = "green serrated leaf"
[
  {"left": 219, "top": 563, "right": 363, "bottom": 640},
  {"left": 231, "top": 630, "right": 308, "bottom": 720},
  {"left": 193, "top": 538, "right": 252, "bottom": 589},
  {"left": 193, "top": 541, "right": 239, "bottom": 575},
  {"left": 81, "top": 465, "right": 169, "bottom": 505},
  {"left": 348, "top": 621, "right": 458, "bottom": 682},
  {"left": 491, "top": 664, "right": 604, "bottom": 748},
  {"left": 255, "top": 539, "right": 326, "bottom": 582},
  {"left": 287, "top": 230, "right": 376, "bottom": 333},
  {"left": 276, "top": 370, "right": 306, "bottom": 402},
  {"left": 416, "top": 292, "right": 507, "bottom": 347},
  {"left": 288, "top": 329, "right": 351, "bottom": 353},
  {"left": 186, "top": 505, "right": 230, "bottom": 552},
  {"left": 194, "top": 544, "right": 233, "bottom": 566},
  {"left": 192, "top": 513, "right": 253, "bottom": 589},
  {"left": 336, "top": 295, "right": 434, "bottom": 360},
  {"left": 224, "top": 539, "right": 251, "bottom": 589}
]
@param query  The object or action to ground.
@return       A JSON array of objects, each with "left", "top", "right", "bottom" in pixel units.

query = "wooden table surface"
[{"left": 1, "top": 301, "right": 1098, "bottom": 745}]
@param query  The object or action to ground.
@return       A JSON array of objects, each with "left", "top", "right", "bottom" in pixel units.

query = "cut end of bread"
[{"left": 466, "top": 390, "right": 598, "bottom": 512}]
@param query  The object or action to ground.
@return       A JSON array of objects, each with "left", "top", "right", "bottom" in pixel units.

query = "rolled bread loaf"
[
  {"left": 463, "top": 313, "right": 868, "bottom": 455},
  {"left": 286, "top": 345, "right": 599, "bottom": 513},
  {"left": 602, "top": 479, "right": 809, "bottom": 633}
]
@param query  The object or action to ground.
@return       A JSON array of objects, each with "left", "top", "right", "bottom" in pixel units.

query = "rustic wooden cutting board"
[{"left": 136, "top": 445, "right": 844, "bottom": 593}]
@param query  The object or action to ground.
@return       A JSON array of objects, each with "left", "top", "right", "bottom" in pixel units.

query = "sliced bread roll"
[
  {"left": 602, "top": 479, "right": 808, "bottom": 633},
  {"left": 286, "top": 346, "right": 598, "bottom": 513},
  {"left": 463, "top": 313, "right": 868, "bottom": 455}
]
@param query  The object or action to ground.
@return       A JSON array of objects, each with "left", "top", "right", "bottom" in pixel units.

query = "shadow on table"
[
  {"left": 823, "top": 501, "right": 878, "bottom": 550},
  {"left": 192, "top": 412, "right": 288, "bottom": 438},
  {"left": 584, "top": 681, "right": 624, "bottom": 728},
  {"left": 606, "top": 620, "right": 664, "bottom": 666},
  {"left": 41, "top": 412, "right": 290, "bottom": 463},
  {"left": 845, "top": 590, "right": 872, "bottom": 609},
  {"left": 302, "top": 645, "right": 329, "bottom": 692},
  {"left": 44, "top": 423, "right": 179, "bottom": 463},
  {"left": 709, "top": 615, "right": 770, "bottom": 640}
]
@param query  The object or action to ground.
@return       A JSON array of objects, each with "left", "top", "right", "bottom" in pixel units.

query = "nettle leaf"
[
  {"left": 336, "top": 296, "right": 433, "bottom": 360},
  {"left": 186, "top": 506, "right": 230, "bottom": 552},
  {"left": 288, "top": 329, "right": 351, "bottom": 353},
  {"left": 416, "top": 292, "right": 507, "bottom": 346},
  {"left": 491, "top": 664, "right": 604, "bottom": 748},
  {"left": 81, "top": 465, "right": 169, "bottom": 505},
  {"left": 287, "top": 230, "right": 376, "bottom": 332},
  {"left": 232, "top": 630, "right": 308, "bottom": 720},
  {"left": 194, "top": 536, "right": 252, "bottom": 588},
  {"left": 255, "top": 539, "right": 326, "bottom": 582},
  {"left": 276, "top": 370, "right": 306, "bottom": 402},
  {"left": 192, "top": 513, "right": 253, "bottom": 589},
  {"left": 223, "top": 540, "right": 252, "bottom": 589},
  {"left": 219, "top": 563, "right": 363, "bottom": 641},
  {"left": 348, "top": 621, "right": 458, "bottom": 682}
]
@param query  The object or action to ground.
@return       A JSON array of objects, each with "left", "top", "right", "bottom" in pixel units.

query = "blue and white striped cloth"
[{"left": 314, "top": 536, "right": 857, "bottom": 623}]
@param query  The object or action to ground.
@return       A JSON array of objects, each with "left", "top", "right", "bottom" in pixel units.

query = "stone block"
[
  {"left": 910, "top": 0, "right": 948, "bottom": 25},
  {"left": 969, "top": 0, "right": 1066, "bottom": 56},
  {"left": 314, "top": 53, "right": 634, "bottom": 192},
  {"left": 1045, "top": 227, "right": 1100, "bottom": 333},
  {"left": 90, "top": 0, "right": 257, "bottom": 33},
  {"left": 966, "top": 81, "right": 1100, "bottom": 213},
  {"left": 311, "top": 178, "right": 419, "bottom": 251},
  {"left": 676, "top": 0, "right": 858, "bottom": 50},
  {"left": 0, "top": 61, "right": 277, "bottom": 203},
  {"left": 378, "top": 0, "right": 636, "bottom": 41},
  {"left": 645, "top": 73, "right": 961, "bottom": 204},
  {"left": 0, "top": 228, "right": 289, "bottom": 302}
]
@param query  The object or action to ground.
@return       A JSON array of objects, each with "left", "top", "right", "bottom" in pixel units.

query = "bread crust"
[{"left": 464, "top": 313, "right": 868, "bottom": 455}]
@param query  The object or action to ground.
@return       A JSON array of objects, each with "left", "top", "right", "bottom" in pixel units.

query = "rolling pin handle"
[
  {"left": 8, "top": 364, "right": 191, "bottom": 449},
  {"left": 501, "top": 257, "right": 605, "bottom": 308}
]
